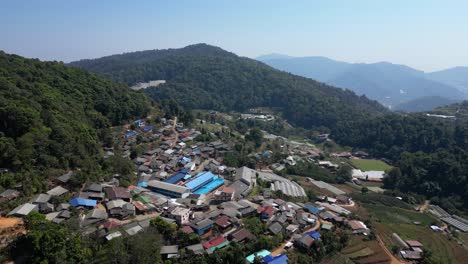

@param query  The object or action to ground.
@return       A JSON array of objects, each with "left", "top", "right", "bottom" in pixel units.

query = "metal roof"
[
  {"left": 184, "top": 171, "right": 216, "bottom": 191},
  {"left": 147, "top": 180, "right": 190, "bottom": 194}
]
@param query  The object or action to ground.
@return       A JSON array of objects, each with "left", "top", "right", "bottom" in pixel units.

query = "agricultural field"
[
  {"left": 320, "top": 253, "right": 353, "bottom": 264},
  {"left": 340, "top": 236, "right": 390, "bottom": 264},
  {"left": 367, "top": 205, "right": 467, "bottom": 264},
  {"left": 350, "top": 159, "right": 392, "bottom": 171}
]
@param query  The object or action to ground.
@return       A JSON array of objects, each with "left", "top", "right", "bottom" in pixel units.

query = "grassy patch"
[
  {"left": 367, "top": 204, "right": 435, "bottom": 226},
  {"left": 351, "top": 193, "right": 413, "bottom": 210},
  {"left": 319, "top": 253, "right": 353, "bottom": 264},
  {"left": 350, "top": 159, "right": 391, "bottom": 171},
  {"left": 345, "top": 248, "right": 374, "bottom": 259}
]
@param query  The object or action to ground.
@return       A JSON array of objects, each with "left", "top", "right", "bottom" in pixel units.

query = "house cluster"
[
  {"left": 428, "top": 205, "right": 468, "bottom": 233},
  {"left": 392, "top": 233, "right": 425, "bottom": 261},
  {"left": 1, "top": 117, "right": 368, "bottom": 264}
]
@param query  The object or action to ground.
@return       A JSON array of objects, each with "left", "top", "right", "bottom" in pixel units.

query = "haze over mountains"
[{"left": 259, "top": 55, "right": 468, "bottom": 111}]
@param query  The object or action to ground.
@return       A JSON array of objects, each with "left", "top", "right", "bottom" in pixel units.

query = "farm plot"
[{"left": 351, "top": 159, "right": 391, "bottom": 171}]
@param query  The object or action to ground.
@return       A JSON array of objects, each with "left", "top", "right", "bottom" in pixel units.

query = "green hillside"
[
  {"left": 0, "top": 51, "right": 150, "bottom": 193},
  {"left": 70, "top": 44, "right": 388, "bottom": 132}
]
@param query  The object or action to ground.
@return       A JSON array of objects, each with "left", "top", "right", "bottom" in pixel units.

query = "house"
[
  {"left": 123, "top": 222, "right": 144, "bottom": 236},
  {"left": 263, "top": 254, "right": 288, "bottom": 264},
  {"left": 214, "top": 215, "right": 232, "bottom": 230},
  {"left": 81, "top": 209, "right": 108, "bottom": 226},
  {"left": 213, "top": 186, "right": 235, "bottom": 203},
  {"left": 297, "top": 234, "right": 314, "bottom": 248},
  {"left": 185, "top": 244, "right": 205, "bottom": 255},
  {"left": 69, "top": 197, "right": 97, "bottom": 208},
  {"left": 190, "top": 218, "right": 214, "bottom": 235},
  {"left": 46, "top": 186, "right": 69, "bottom": 196},
  {"left": 306, "top": 231, "right": 321, "bottom": 240},
  {"left": 31, "top": 193, "right": 51, "bottom": 205},
  {"left": 160, "top": 245, "right": 179, "bottom": 259},
  {"left": 106, "top": 199, "right": 135, "bottom": 219},
  {"left": 181, "top": 225, "right": 194, "bottom": 234},
  {"left": 303, "top": 205, "right": 323, "bottom": 215},
  {"left": 336, "top": 195, "right": 352, "bottom": 205},
  {"left": 202, "top": 236, "right": 229, "bottom": 252},
  {"left": 147, "top": 180, "right": 190, "bottom": 198},
  {"left": 105, "top": 186, "right": 132, "bottom": 202},
  {"left": 348, "top": 220, "right": 370, "bottom": 234},
  {"left": 259, "top": 206, "right": 275, "bottom": 220},
  {"left": 406, "top": 240, "right": 423, "bottom": 250},
  {"left": 286, "top": 224, "right": 299, "bottom": 234},
  {"left": 400, "top": 250, "right": 422, "bottom": 260},
  {"left": 0, "top": 189, "right": 20, "bottom": 202},
  {"left": 132, "top": 200, "right": 147, "bottom": 212},
  {"left": 246, "top": 250, "right": 271, "bottom": 263},
  {"left": 8, "top": 203, "right": 38, "bottom": 217},
  {"left": 229, "top": 228, "right": 256, "bottom": 243},
  {"left": 57, "top": 171, "right": 74, "bottom": 183},
  {"left": 268, "top": 222, "right": 283, "bottom": 235},
  {"left": 169, "top": 207, "right": 191, "bottom": 225}
]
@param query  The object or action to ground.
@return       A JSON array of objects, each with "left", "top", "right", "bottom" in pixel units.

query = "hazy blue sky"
[{"left": 1, "top": 0, "right": 467, "bottom": 71}]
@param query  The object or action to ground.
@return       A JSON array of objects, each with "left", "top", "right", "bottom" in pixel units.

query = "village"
[{"left": 0, "top": 113, "right": 466, "bottom": 264}]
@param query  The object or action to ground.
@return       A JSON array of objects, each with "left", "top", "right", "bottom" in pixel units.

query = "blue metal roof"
[
  {"left": 263, "top": 254, "right": 288, "bottom": 264},
  {"left": 184, "top": 171, "right": 216, "bottom": 191},
  {"left": 304, "top": 205, "right": 321, "bottom": 215},
  {"left": 137, "top": 182, "right": 148, "bottom": 187},
  {"left": 69, "top": 197, "right": 97, "bottom": 207},
  {"left": 125, "top": 131, "right": 138, "bottom": 138},
  {"left": 143, "top": 126, "right": 153, "bottom": 132},
  {"left": 164, "top": 168, "right": 190, "bottom": 184},
  {"left": 306, "top": 231, "right": 321, "bottom": 240}
]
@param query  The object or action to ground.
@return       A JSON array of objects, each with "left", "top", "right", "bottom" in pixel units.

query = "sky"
[{"left": 1, "top": 0, "right": 467, "bottom": 71}]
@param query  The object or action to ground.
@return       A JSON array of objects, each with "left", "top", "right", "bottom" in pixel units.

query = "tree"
[
  {"left": 336, "top": 164, "right": 352, "bottom": 183},
  {"left": 10, "top": 212, "right": 92, "bottom": 263},
  {"left": 361, "top": 186, "right": 369, "bottom": 195},
  {"left": 246, "top": 128, "right": 263, "bottom": 148}
]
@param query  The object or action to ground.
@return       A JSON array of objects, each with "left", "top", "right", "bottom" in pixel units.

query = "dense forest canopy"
[
  {"left": 69, "top": 44, "right": 468, "bottom": 212},
  {"left": 0, "top": 51, "right": 150, "bottom": 193},
  {"left": 70, "top": 44, "right": 388, "bottom": 131}
]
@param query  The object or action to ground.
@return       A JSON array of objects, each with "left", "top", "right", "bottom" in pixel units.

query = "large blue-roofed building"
[
  {"left": 184, "top": 171, "right": 217, "bottom": 192},
  {"left": 164, "top": 168, "right": 190, "bottom": 184}
]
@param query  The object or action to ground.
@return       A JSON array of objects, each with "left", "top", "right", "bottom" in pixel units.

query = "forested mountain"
[
  {"left": 433, "top": 100, "right": 468, "bottom": 117},
  {"left": 259, "top": 56, "right": 466, "bottom": 109},
  {"left": 0, "top": 51, "right": 150, "bottom": 193},
  {"left": 69, "top": 44, "right": 468, "bottom": 212},
  {"left": 394, "top": 96, "right": 459, "bottom": 112},
  {"left": 70, "top": 44, "right": 388, "bottom": 132},
  {"left": 427, "top": 66, "right": 468, "bottom": 95}
]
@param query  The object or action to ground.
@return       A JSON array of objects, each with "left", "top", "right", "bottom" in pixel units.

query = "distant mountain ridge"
[{"left": 259, "top": 54, "right": 467, "bottom": 111}]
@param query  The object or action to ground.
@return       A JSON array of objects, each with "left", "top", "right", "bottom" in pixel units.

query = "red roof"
[
  {"left": 132, "top": 201, "right": 147, "bottom": 211},
  {"left": 214, "top": 215, "right": 231, "bottom": 228},
  {"left": 181, "top": 225, "right": 194, "bottom": 234},
  {"left": 262, "top": 206, "right": 274, "bottom": 216},
  {"left": 406, "top": 240, "right": 423, "bottom": 247},
  {"left": 103, "top": 220, "right": 120, "bottom": 229},
  {"left": 220, "top": 186, "right": 235, "bottom": 194},
  {"left": 203, "top": 236, "right": 227, "bottom": 249}
]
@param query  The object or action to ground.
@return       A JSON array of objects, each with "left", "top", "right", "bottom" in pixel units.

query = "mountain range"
[{"left": 258, "top": 55, "right": 468, "bottom": 111}]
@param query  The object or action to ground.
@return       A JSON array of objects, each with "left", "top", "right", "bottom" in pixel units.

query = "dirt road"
[
  {"left": 376, "top": 234, "right": 409, "bottom": 264},
  {"left": 419, "top": 200, "right": 430, "bottom": 213},
  {"left": 270, "top": 219, "right": 322, "bottom": 256}
]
